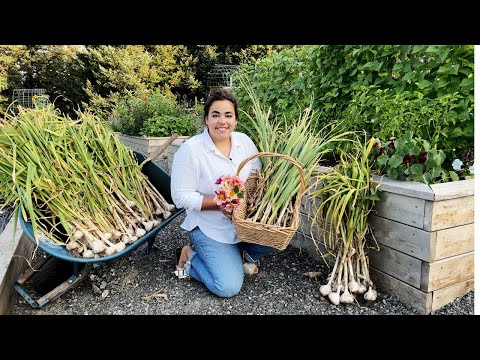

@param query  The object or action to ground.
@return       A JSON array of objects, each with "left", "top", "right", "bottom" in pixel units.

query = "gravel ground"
[
  {"left": 11, "top": 210, "right": 474, "bottom": 315},
  {"left": 9, "top": 161, "right": 474, "bottom": 316},
  {"left": 0, "top": 204, "right": 13, "bottom": 234}
]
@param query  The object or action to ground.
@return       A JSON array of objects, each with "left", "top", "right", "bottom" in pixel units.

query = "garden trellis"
[
  {"left": 206, "top": 64, "right": 238, "bottom": 96},
  {"left": 12, "top": 88, "right": 47, "bottom": 108}
]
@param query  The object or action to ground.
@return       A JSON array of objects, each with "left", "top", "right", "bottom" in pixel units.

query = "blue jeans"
[{"left": 183, "top": 226, "right": 275, "bottom": 298}]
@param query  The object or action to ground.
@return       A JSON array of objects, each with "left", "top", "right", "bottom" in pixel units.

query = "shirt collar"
[
  {"left": 203, "top": 127, "right": 216, "bottom": 153},
  {"left": 203, "top": 127, "right": 241, "bottom": 153}
]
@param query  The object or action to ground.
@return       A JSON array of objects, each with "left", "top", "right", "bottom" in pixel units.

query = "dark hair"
[{"left": 204, "top": 88, "right": 238, "bottom": 121}]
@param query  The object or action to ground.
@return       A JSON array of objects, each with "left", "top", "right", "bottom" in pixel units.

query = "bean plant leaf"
[
  {"left": 449, "top": 171, "right": 459, "bottom": 182},
  {"left": 409, "top": 164, "right": 423, "bottom": 175},
  {"left": 377, "top": 154, "right": 389, "bottom": 166},
  {"left": 388, "top": 154, "right": 403, "bottom": 168},
  {"left": 402, "top": 72, "right": 416, "bottom": 81}
]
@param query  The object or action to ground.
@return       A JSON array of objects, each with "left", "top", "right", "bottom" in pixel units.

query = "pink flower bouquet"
[{"left": 213, "top": 175, "right": 245, "bottom": 212}]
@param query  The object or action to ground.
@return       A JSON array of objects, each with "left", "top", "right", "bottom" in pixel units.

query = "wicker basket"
[{"left": 232, "top": 152, "right": 305, "bottom": 250}]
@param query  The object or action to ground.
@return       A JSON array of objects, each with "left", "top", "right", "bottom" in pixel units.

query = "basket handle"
[{"left": 235, "top": 151, "right": 306, "bottom": 207}]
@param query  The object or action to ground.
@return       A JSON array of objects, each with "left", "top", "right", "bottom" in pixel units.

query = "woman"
[{"left": 170, "top": 88, "right": 274, "bottom": 297}]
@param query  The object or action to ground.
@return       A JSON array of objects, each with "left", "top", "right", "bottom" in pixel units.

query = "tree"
[
  {"left": 0, "top": 45, "right": 26, "bottom": 113},
  {"left": 17, "top": 45, "right": 86, "bottom": 115},
  {"left": 78, "top": 45, "right": 155, "bottom": 119}
]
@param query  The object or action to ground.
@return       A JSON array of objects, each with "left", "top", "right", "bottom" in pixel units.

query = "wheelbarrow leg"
[
  {"left": 14, "top": 261, "right": 90, "bottom": 309},
  {"left": 35, "top": 263, "right": 90, "bottom": 308},
  {"left": 144, "top": 237, "right": 156, "bottom": 255}
]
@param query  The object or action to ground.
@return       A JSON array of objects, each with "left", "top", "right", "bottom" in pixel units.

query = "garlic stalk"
[
  {"left": 340, "top": 262, "right": 354, "bottom": 304},
  {"left": 347, "top": 256, "right": 360, "bottom": 293},
  {"left": 320, "top": 254, "right": 340, "bottom": 296}
]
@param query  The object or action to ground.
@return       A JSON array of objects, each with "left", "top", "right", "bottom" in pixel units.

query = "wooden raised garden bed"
[
  {"left": 115, "top": 133, "right": 189, "bottom": 160},
  {"left": 293, "top": 171, "right": 474, "bottom": 314}
]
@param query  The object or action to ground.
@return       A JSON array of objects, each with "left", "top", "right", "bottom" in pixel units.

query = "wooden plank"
[
  {"left": 298, "top": 213, "right": 323, "bottom": 242},
  {"left": 36, "top": 265, "right": 89, "bottom": 305},
  {"left": 150, "top": 134, "right": 179, "bottom": 161},
  {"left": 421, "top": 252, "right": 474, "bottom": 292},
  {"left": 434, "top": 224, "right": 474, "bottom": 260},
  {"left": 16, "top": 254, "right": 49, "bottom": 286},
  {"left": 369, "top": 267, "right": 432, "bottom": 315},
  {"left": 289, "top": 232, "right": 333, "bottom": 265},
  {"left": 300, "top": 193, "right": 321, "bottom": 216},
  {"left": 372, "top": 192, "right": 426, "bottom": 228},
  {"left": 368, "top": 215, "right": 435, "bottom": 262},
  {"left": 368, "top": 242, "right": 423, "bottom": 288},
  {"left": 430, "top": 179, "right": 474, "bottom": 201},
  {"left": 300, "top": 178, "right": 323, "bottom": 215},
  {"left": 116, "top": 134, "right": 150, "bottom": 155},
  {"left": 431, "top": 278, "right": 474, "bottom": 313},
  {"left": 372, "top": 175, "right": 434, "bottom": 200},
  {"left": 424, "top": 196, "right": 474, "bottom": 231},
  {"left": 0, "top": 234, "right": 34, "bottom": 315},
  {"left": 313, "top": 165, "right": 333, "bottom": 174}
]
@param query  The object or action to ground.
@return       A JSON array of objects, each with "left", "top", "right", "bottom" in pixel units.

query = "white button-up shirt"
[{"left": 171, "top": 128, "right": 261, "bottom": 244}]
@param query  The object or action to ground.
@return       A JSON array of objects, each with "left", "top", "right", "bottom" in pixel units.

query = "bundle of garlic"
[
  {"left": 309, "top": 136, "right": 380, "bottom": 305},
  {"left": 0, "top": 100, "right": 175, "bottom": 258}
]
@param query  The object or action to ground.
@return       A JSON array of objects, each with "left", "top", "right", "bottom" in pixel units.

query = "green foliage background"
[{"left": 0, "top": 45, "right": 293, "bottom": 118}]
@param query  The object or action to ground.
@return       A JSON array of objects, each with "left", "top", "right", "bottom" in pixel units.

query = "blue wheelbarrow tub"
[{"left": 18, "top": 151, "right": 184, "bottom": 263}]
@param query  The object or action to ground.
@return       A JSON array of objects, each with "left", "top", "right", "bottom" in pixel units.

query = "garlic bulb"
[
  {"left": 102, "top": 232, "right": 112, "bottom": 241},
  {"left": 364, "top": 286, "right": 377, "bottom": 301},
  {"left": 348, "top": 279, "right": 360, "bottom": 293},
  {"left": 135, "top": 228, "right": 146, "bottom": 237},
  {"left": 114, "top": 242, "right": 126, "bottom": 253},
  {"left": 340, "top": 288, "right": 355, "bottom": 304},
  {"left": 104, "top": 246, "right": 116, "bottom": 256},
  {"left": 328, "top": 289, "right": 341, "bottom": 305},
  {"left": 320, "top": 284, "right": 332, "bottom": 296},
  {"left": 91, "top": 240, "right": 106, "bottom": 254},
  {"left": 66, "top": 241, "right": 78, "bottom": 251},
  {"left": 142, "top": 221, "right": 154, "bottom": 232},
  {"left": 122, "top": 234, "right": 131, "bottom": 244},
  {"left": 83, "top": 249, "right": 94, "bottom": 258},
  {"left": 357, "top": 282, "right": 367, "bottom": 294}
]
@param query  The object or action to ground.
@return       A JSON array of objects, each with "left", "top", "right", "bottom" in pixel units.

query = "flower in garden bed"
[{"left": 213, "top": 175, "right": 245, "bottom": 212}]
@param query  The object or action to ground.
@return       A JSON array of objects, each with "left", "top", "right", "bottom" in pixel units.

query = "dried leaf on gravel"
[
  {"left": 142, "top": 290, "right": 168, "bottom": 301},
  {"left": 304, "top": 271, "right": 322, "bottom": 279}
]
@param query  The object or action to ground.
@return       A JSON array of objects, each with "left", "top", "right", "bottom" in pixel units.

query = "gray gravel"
[
  {"left": 0, "top": 204, "right": 13, "bottom": 234},
  {"left": 11, "top": 210, "right": 474, "bottom": 315},
  {"left": 10, "top": 161, "right": 474, "bottom": 315}
]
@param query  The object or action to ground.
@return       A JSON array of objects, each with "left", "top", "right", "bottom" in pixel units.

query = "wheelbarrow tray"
[{"left": 18, "top": 151, "right": 184, "bottom": 263}]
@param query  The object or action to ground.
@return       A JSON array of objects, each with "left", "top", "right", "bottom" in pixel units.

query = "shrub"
[
  {"left": 111, "top": 92, "right": 198, "bottom": 136},
  {"left": 339, "top": 87, "right": 472, "bottom": 159},
  {"left": 140, "top": 114, "right": 197, "bottom": 137}
]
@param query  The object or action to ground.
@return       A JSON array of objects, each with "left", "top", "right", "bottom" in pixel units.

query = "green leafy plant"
[
  {"left": 140, "top": 114, "right": 197, "bottom": 137},
  {"left": 339, "top": 87, "right": 472, "bottom": 159},
  {"left": 371, "top": 131, "right": 461, "bottom": 184},
  {"left": 234, "top": 45, "right": 474, "bottom": 175},
  {"left": 112, "top": 92, "right": 197, "bottom": 137}
]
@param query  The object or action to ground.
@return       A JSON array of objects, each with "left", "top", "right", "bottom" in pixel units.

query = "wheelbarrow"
[{"left": 14, "top": 151, "right": 184, "bottom": 308}]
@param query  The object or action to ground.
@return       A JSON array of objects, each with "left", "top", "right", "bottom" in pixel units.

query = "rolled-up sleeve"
[{"left": 170, "top": 144, "right": 204, "bottom": 212}]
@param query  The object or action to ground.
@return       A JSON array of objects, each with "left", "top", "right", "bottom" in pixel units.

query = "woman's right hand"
[{"left": 218, "top": 206, "right": 233, "bottom": 220}]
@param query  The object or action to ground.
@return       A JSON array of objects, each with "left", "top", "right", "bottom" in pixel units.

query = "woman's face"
[{"left": 205, "top": 100, "right": 237, "bottom": 142}]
